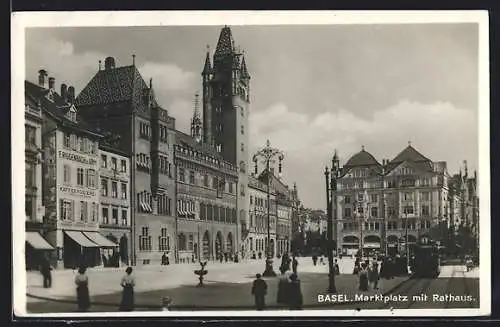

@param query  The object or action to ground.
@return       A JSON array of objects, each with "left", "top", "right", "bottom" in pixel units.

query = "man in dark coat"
[
  {"left": 40, "top": 255, "right": 52, "bottom": 288},
  {"left": 292, "top": 256, "right": 299, "bottom": 275},
  {"left": 287, "top": 273, "right": 303, "bottom": 310},
  {"left": 251, "top": 273, "right": 267, "bottom": 310}
]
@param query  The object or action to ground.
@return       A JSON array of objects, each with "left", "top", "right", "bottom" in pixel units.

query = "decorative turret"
[
  {"left": 190, "top": 92, "right": 203, "bottom": 144},
  {"left": 202, "top": 46, "right": 212, "bottom": 76}
]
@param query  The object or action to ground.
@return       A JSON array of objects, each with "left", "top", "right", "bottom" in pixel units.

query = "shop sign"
[
  {"left": 59, "top": 186, "right": 96, "bottom": 197},
  {"left": 58, "top": 150, "right": 97, "bottom": 165}
]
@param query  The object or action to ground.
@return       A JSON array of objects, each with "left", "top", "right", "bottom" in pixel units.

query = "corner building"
[
  {"left": 335, "top": 144, "right": 450, "bottom": 256},
  {"left": 76, "top": 57, "right": 176, "bottom": 266}
]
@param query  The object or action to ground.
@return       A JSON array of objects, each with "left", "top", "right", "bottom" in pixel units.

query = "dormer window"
[{"left": 66, "top": 106, "right": 77, "bottom": 122}]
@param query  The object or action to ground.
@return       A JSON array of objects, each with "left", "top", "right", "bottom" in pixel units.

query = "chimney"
[
  {"left": 104, "top": 56, "right": 116, "bottom": 70},
  {"left": 60, "top": 84, "right": 68, "bottom": 101},
  {"left": 38, "top": 69, "right": 48, "bottom": 88},
  {"left": 67, "top": 86, "right": 75, "bottom": 104},
  {"left": 48, "top": 77, "right": 55, "bottom": 90}
]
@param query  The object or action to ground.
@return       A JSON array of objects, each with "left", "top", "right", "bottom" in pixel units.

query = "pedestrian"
[
  {"left": 312, "top": 254, "right": 318, "bottom": 266},
  {"left": 292, "top": 256, "right": 299, "bottom": 275},
  {"left": 353, "top": 257, "right": 360, "bottom": 275},
  {"left": 40, "top": 255, "right": 52, "bottom": 288},
  {"left": 75, "top": 266, "right": 90, "bottom": 312},
  {"left": 161, "top": 252, "right": 168, "bottom": 265},
  {"left": 358, "top": 263, "right": 369, "bottom": 291},
  {"left": 119, "top": 267, "right": 135, "bottom": 311},
  {"left": 334, "top": 259, "right": 340, "bottom": 275},
  {"left": 369, "top": 261, "right": 380, "bottom": 290},
  {"left": 251, "top": 273, "right": 267, "bottom": 311},
  {"left": 277, "top": 270, "right": 291, "bottom": 305},
  {"left": 287, "top": 273, "right": 303, "bottom": 310}
]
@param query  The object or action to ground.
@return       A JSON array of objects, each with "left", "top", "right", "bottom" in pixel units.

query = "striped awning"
[
  {"left": 83, "top": 232, "right": 118, "bottom": 248},
  {"left": 64, "top": 231, "right": 99, "bottom": 248},
  {"left": 26, "top": 232, "right": 54, "bottom": 250}
]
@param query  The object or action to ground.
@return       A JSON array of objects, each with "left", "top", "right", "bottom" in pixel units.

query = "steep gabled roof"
[
  {"left": 75, "top": 65, "right": 149, "bottom": 110},
  {"left": 390, "top": 145, "right": 430, "bottom": 164}
]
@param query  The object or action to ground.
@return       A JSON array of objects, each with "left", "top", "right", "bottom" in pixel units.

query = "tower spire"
[
  {"left": 191, "top": 92, "right": 203, "bottom": 143},
  {"left": 241, "top": 53, "right": 250, "bottom": 79},
  {"left": 202, "top": 45, "right": 212, "bottom": 75},
  {"left": 214, "top": 25, "right": 235, "bottom": 59}
]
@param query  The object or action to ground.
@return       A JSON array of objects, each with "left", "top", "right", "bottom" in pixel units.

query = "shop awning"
[
  {"left": 64, "top": 231, "right": 99, "bottom": 248},
  {"left": 26, "top": 232, "right": 54, "bottom": 250},
  {"left": 83, "top": 232, "right": 118, "bottom": 248}
]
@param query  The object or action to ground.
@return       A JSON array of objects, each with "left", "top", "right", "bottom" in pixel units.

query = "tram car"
[{"left": 411, "top": 236, "right": 441, "bottom": 278}]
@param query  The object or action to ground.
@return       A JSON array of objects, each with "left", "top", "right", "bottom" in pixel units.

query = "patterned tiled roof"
[
  {"left": 202, "top": 51, "right": 212, "bottom": 75},
  {"left": 75, "top": 65, "right": 149, "bottom": 112},
  {"left": 241, "top": 55, "right": 250, "bottom": 79},
  {"left": 214, "top": 26, "right": 235, "bottom": 59},
  {"left": 175, "top": 130, "right": 220, "bottom": 158}
]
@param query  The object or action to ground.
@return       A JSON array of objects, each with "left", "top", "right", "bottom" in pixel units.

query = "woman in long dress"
[
  {"left": 75, "top": 266, "right": 90, "bottom": 312},
  {"left": 358, "top": 263, "right": 369, "bottom": 291},
  {"left": 119, "top": 267, "right": 135, "bottom": 311}
]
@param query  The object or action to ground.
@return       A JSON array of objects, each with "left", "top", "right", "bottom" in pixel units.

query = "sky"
[{"left": 25, "top": 24, "right": 480, "bottom": 209}]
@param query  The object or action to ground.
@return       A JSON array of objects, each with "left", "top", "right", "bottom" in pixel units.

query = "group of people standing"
[
  {"left": 251, "top": 253, "right": 303, "bottom": 311},
  {"left": 353, "top": 257, "right": 380, "bottom": 292},
  {"left": 73, "top": 266, "right": 136, "bottom": 312}
]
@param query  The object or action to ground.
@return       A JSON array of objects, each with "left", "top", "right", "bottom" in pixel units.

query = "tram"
[{"left": 411, "top": 236, "right": 441, "bottom": 278}]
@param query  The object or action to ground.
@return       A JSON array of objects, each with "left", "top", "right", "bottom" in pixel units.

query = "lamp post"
[
  {"left": 324, "top": 150, "right": 339, "bottom": 293},
  {"left": 404, "top": 210, "right": 410, "bottom": 271},
  {"left": 253, "top": 139, "right": 284, "bottom": 277}
]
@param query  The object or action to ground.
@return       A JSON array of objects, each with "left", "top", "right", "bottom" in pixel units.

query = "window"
[
  {"left": 139, "top": 227, "right": 152, "bottom": 252},
  {"left": 207, "top": 205, "right": 213, "bottom": 221},
  {"left": 421, "top": 178, "right": 431, "bottom": 186},
  {"left": 86, "top": 169, "right": 96, "bottom": 188},
  {"left": 59, "top": 199, "right": 73, "bottom": 220},
  {"left": 402, "top": 178, "right": 416, "bottom": 187},
  {"left": 25, "top": 125, "right": 36, "bottom": 146},
  {"left": 403, "top": 206, "right": 414, "bottom": 215},
  {"left": 189, "top": 171, "right": 195, "bottom": 184},
  {"left": 344, "top": 207, "right": 352, "bottom": 218},
  {"left": 121, "top": 159, "right": 127, "bottom": 173},
  {"left": 387, "top": 221, "right": 398, "bottom": 230},
  {"left": 250, "top": 195, "right": 253, "bottom": 205},
  {"left": 62, "top": 165, "right": 70, "bottom": 184},
  {"left": 91, "top": 203, "right": 98, "bottom": 222},
  {"left": 80, "top": 201, "right": 87, "bottom": 221},
  {"left": 140, "top": 122, "right": 151, "bottom": 139},
  {"left": 212, "top": 177, "right": 217, "bottom": 189},
  {"left": 344, "top": 196, "right": 351, "bottom": 204},
  {"left": 158, "top": 195, "right": 172, "bottom": 215},
  {"left": 112, "top": 208, "right": 118, "bottom": 225},
  {"left": 241, "top": 143, "right": 244, "bottom": 152},
  {"left": 358, "top": 193, "right": 364, "bottom": 202},
  {"left": 403, "top": 192, "right": 413, "bottom": 201},
  {"left": 109, "top": 158, "right": 116, "bottom": 172},
  {"left": 102, "top": 207, "right": 109, "bottom": 224},
  {"left": 136, "top": 153, "right": 151, "bottom": 171},
  {"left": 241, "top": 125, "right": 244, "bottom": 135},
  {"left": 101, "top": 178, "right": 108, "bottom": 197},
  {"left": 137, "top": 191, "right": 153, "bottom": 213},
  {"left": 422, "top": 220, "right": 431, "bottom": 229},
  {"left": 188, "top": 235, "right": 194, "bottom": 251},
  {"left": 388, "top": 206, "right": 396, "bottom": 217},
  {"left": 64, "top": 133, "right": 71, "bottom": 148},
  {"left": 240, "top": 183, "right": 245, "bottom": 196},
  {"left": 101, "top": 154, "right": 107, "bottom": 168},
  {"left": 371, "top": 207, "right": 378, "bottom": 218},
  {"left": 111, "top": 181, "right": 118, "bottom": 198},
  {"left": 77, "top": 168, "right": 84, "bottom": 186},
  {"left": 239, "top": 161, "right": 246, "bottom": 173},
  {"left": 421, "top": 192, "right": 430, "bottom": 201},
  {"left": 203, "top": 174, "right": 209, "bottom": 187},
  {"left": 421, "top": 205, "right": 430, "bottom": 217},
  {"left": 178, "top": 233, "right": 187, "bottom": 251},
  {"left": 121, "top": 209, "right": 127, "bottom": 225},
  {"left": 229, "top": 182, "right": 234, "bottom": 194},
  {"left": 371, "top": 194, "right": 378, "bottom": 203},
  {"left": 179, "top": 168, "right": 185, "bottom": 182},
  {"left": 241, "top": 107, "right": 244, "bottom": 117},
  {"left": 121, "top": 183, "right": 127, "bottom": 199},
  {"left": 159, "top": 228, "right": 169, "bottom": 251}
]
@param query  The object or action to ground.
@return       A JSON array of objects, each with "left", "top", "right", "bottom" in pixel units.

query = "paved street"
[{"left": 25, "top": 257, "right": 479, "bottom": 313}]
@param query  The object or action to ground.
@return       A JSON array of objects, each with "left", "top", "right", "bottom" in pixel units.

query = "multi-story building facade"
[
  {"left": 27, "top": 73, "right": 110, "bottom": 269},
  {"left": 98, "top": 141, "right": 131, "bottom": 266},
  {"left": 276, "top": 193, "right": 292, "bottom": 257},
  {"left": 334, "top": 144, "right": 450, "bottom": 256},
  {"left": 247, "top": 175, "right": 277, "bottom": 259},
  {"left": 174, "top": 100, "right": 239, "bottom": 262},
  {"left": 202, "top": 26, "right": 251, "bottom": 252},
  {"left": 25, "top": 72, "right": 52, "bottom": 269},
  {"left": 76, "top": 57, "right": 177, "bottom": 266}
]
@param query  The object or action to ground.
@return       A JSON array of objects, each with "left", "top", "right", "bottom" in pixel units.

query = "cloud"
[
  {"left": 138, "top": 63, "right": 196, "bottom": 92},
  {"left": 250, "top": 100, "right": 478, "bottom": 209},
  {"left": 25, "top": 37, "right": 105, "bottom": 94}
]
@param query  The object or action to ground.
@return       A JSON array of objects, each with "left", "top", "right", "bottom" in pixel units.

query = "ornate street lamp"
[
  {"left": 253, "top": 139, "right": 284, "bottom": 277},
  {"left": 324, "top": 150, "right": 339, "bottom": 293}
]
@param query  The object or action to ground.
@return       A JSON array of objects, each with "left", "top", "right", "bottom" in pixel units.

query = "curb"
[{"left": 26, "top": 275, "right": 411, "bottom": 311}]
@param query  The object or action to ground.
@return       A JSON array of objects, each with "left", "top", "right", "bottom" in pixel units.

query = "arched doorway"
[
  {"left": 363, "top": 235, "right": 381, "bottom": 257},
  {"left": 226, "top": 232, "right": 233, "bottom": 254},
  {"left": 202, "top": 231, "right": 210, "bottom": 260},
  {"left": 215, "top": 231, "right": 224, "bottom": 260},
  {"left": 119, "top": 234, "right": 128, "bottom": 265},
  {"left": 342, "top": 235, "right": 359, "bottom": 256},
  {"left": 386, "top": 235, "right": 398, "bottom": 256}
]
